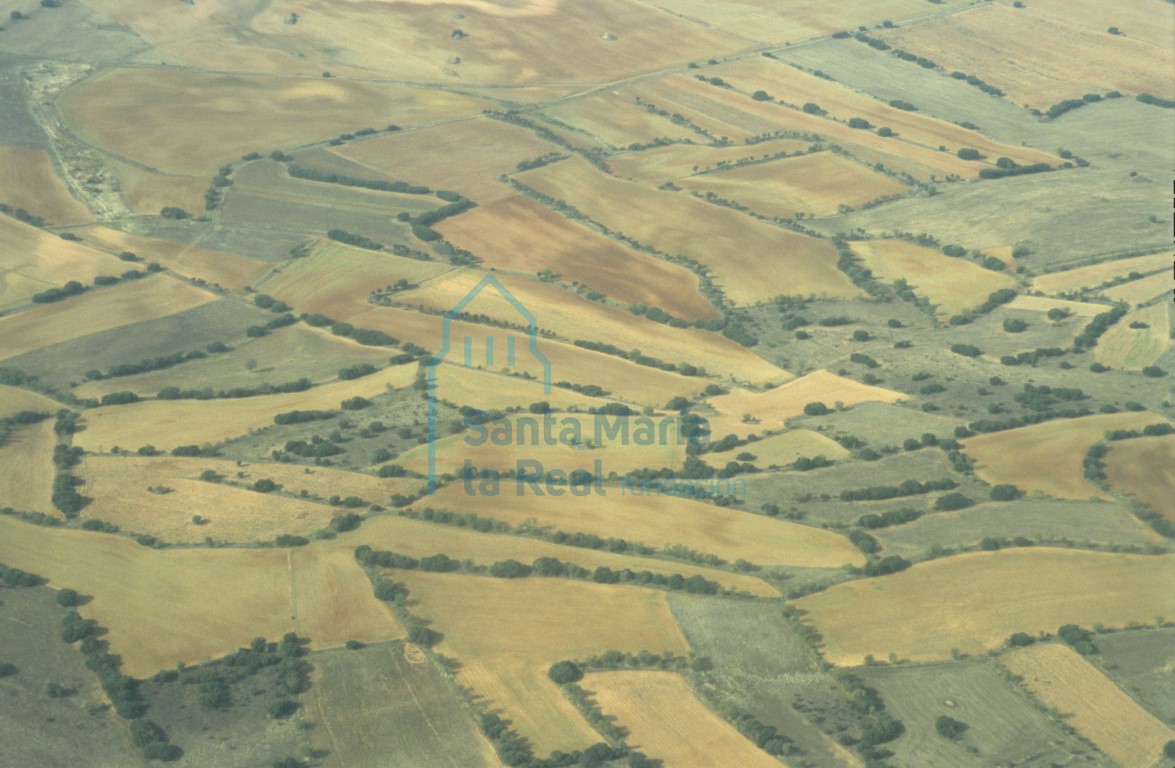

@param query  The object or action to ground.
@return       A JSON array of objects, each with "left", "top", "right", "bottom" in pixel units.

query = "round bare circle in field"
[{"left": 404, "top": 643, "right": 428, "bottom": 664}]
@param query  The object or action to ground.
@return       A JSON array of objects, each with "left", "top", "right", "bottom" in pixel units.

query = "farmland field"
[
  {"left": 1093, "top": 302, "right": 1169, "bottom": 369},
  {"left": 0, "top": 420, "right": 57, "bottom": 515},
  {"left": 304, "top": 643, "right": 502, "bottom": 768},
  {"left": 961, "top": 412, "right": 1170, "bottom": 500},
  {"left": 516, "top": 155, "right": 859, "bottom": 304},
  {"left": 435, "top": 195, "right": 719, "bottom": 320},
  {"left": 1101, "top": 271, "right": 1170, "bottom": 305},
  {"left": 0, "top": 275, "right": 217, "bottom": 361},
  {"left": 584, "top": 670, "right": 784, "bottom": 768},
  {"left": 1104, "top": 434, "right": 1175, "bottom": 521},
  {"left": 0, "top": 215, "right": 128, "bottom": 310},
  {"left": 1031, "top": 251, "right": 1170, "bottom": 295},
  {"left": 545, "top": 94, "right": 698, "bottom": 147},
  {"left": 74, "top": 362, "right": 419, "bottom": 452},
  {"left": 393, "top": 570, "right": 690, "bottom": 754},
  {"left": 795, "top": 549, "right": 1175, "bottom": 665},
  {"left": 849, "top": 239, "right": 1016, "bottom": 319},
  {"left": 1001, "top": 642, "right": 1175, "bottom": 768},
  {"left": 0, "top": 146, "right": 91, "bottom": 225},
  {"left": 0, "top": 384, "right": 60, "bottom": 418},
  {"left": 607, "top": 137, "right": 813, "bottom": 183},
  {"left": 430, "top": 480, "right": 864, "bottom": 568},
  {"left": 1097, "top": 628, "right": 1175, "bottom": 725},
  {"left": 710, "top": 428, "right": 850, "bottom": 468}
]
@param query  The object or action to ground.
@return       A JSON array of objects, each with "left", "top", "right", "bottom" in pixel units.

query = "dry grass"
[
  {"left": 1031, "top": 252, "right": 1169, "bottom": 295},
  {"left": 1101, "top": 272, "right": 1169, "bottom": 305},
  {"left": 517, "top": 155, "right": 858, "bottom": 305},
  {"left": 0, "top": 384, "right": 61, "bottom": 417},
  {"left": 0, "top": 515, "right": 403, "bottom": 677},
  {"left": 1105, "top": 434, "right": 1175, "bottom": 522},
  {"left": 79, "top": 225, "right": 270, "bottom": 291},
  {"left": 290, "top": 545, "right": 405, "bottom": 648},
  {"left": 585, "top": 670, "right": 785, "bottom": 768},
  {"left": 393, "top": 570, "right": 690, "bottom": 754},
  {"left": 0, "top": 275, "right": 218, "bottom": 361},
  {"left": 962, "top": 412, "right": 1170, "bottom": 500},
  {"left": 73, "top": 325, "right": 392, "bottom": 400},
  {"left": 714, "top": 57, "right": 1059, "bottom": 169},
  {"left": 676, "top": 151, "right": 908, "bottom": 219},
  {"left": 261, "top": 238, "right": 452, "bottom": 321},
  {"left": 357, "top": 514, "right": 777, "bottom": 598},
  {"left": 877, "top": 4, "right": 1174, "bottom": 109},
  {"left": 545, "top": 94, "right": 698, "bottom": 147},
  {"left": 59, "top": 68, "right": 489, "bottom": 175},
  {"left": 0, "top": 147, "right": 91, "bottom": 225},
  {"left": 0, "top": 420, "right": 57, "bottom": 516},
  {"left": 74, "top": 363, "right": 418, "bottom": 452},
  {"left": 0, "top": 215, "right": 129, "bottom": 310},
  {"left": 432, "top": 363, "right": 606, "bottom": 413},
  {"left": 997, "top": 0, "right": 1173, "bottom": 48},
  {"left": 608, "top": 138, "right": 813, "bottom": 184},
  {"left": 430, "top": 480, "right": 864, "bottom": 568},
  {"left": 849, "top": 240, "right": 1016, "bottom": 319},
  {"left": 105, "top": 157, "right": 210, "bottom": 216},
  {"left": 435, "top": 195, "right": 719, "bottom": 321},
  {"left": 704, "top": 370, "right": 907, "bottom": 439},
  {"left": 1093, "top": 302, "right": 1169, "bottom": 370},
  {"left": 1005, "top": 295, "right": 1105, "bottom": 317},
  {"left": 795, "top": 548, "right": 1175, "bottom": 665},
  {"left": 393, "top": 268, "right": 785, "bottom": 385},
  {"left": 1001, "top": 643, "right": 1175, "bottom": 768},
  {"left": 710, "top": 428, "right": 850, "bottom": 468},
  {"left": 335, "top": 118, "right": 558, "bottom": 204}
]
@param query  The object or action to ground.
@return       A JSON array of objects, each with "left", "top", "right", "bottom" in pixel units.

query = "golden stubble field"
[
  {"left": 0, "top": 275, "right": 218, "bottom": 361},
  {"left": 1001, "top": 643, "right": 1175, "bottom": 768},
  {"left": 1031, "top": 252, "right": 1169, "bottom": 295},
  {"left": 709, "top": 428, "right": 850, "bottom": 468},
  {"left": 795, "top": 548, "right": 1175, "bottom": 665},
  {"left": 848, "top": 239, "right": 1016, "bottom": 319},
  {"left": 961, "top": 412, "right": 1170, "bottom": 500},
  {"left": 393, "top": 570, "right": 691, "bottom": 754},
  {"left": 435, "top": 195, "right": 719, "bottom": 321},
  {"left": 74, "top": 362, "right": 418, "bottom": 452},
  {"left": 1104, "top": 434, "right": 1175, "bottom": 522},
  {"left": 516, "top": 155, "right": 859, "bottom": 305},
  {"left": 584, "top": 670, "right": 787, "bottom": 768},
  {"left": 0, "top": 146, "right": 92, "bottom": 225},
  {"left": 430, "top": 480, "right": 864, "bottom": 568},
  {"left": 0, "top": 420, "right": 57, "bottom": 516},
  {"left": 0, "top": 215, "right": 129, "bottom": 310}
]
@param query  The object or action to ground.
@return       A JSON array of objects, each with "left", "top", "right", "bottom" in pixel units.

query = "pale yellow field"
[
  {"left": 1031, "top": 252, "right": 1169, "bottom": 295},
  {"left": 517, "top": 156, "right": 859, "bottom": 305},
  {"left": 962, "top": 412, "right": 1170, "bottom": 500},
  {"left": 0, "top": 215, "right": 129, "bottom": 310},
  {"left": 74, "top": 363, "right": 419, "bottom": 452},
  {"left": 711, "top": 428, "right": 850, "bottom": 468},
  {"left": 546, "top": 94, "right": 698, "bottom": 147},
  {"left": 585, "top": 671, "right": 786, "bottom": 768},
  {"left": 1105, "top": 435, "right": 1175, "bottom": 522},
  {"left": 714, "top": 57, "right": 1059, "bottom": 169},
  {"left": 357, "top": 514, "right": 778, "bottom": 598},
  {"left": 79, "top": 225, "right": 270, "bottom": 291},
  {"left": 435, "top": 195, "right": 719, "bottom": 321},
  {"left": 796, "top": 549, "right": 1175, "bottom": 665},
  {"left": 877, "top": 5, "right": 1174, "bottom": 109},
  {"left": 74, "top": 325, "right": 391, "bottom": 400},
  {"left": 59, "top": 68, "right": 490, "bottom": 175},
  {"left": 261, "top": 238, "right": 453, "bottom": 321},
  {"left": 1005, "top": 295, "right": 1104, "bottom": 317},
  {"left": 1002, "top": 643, "right": 1175, "bottom": 768},
  {"left": 677, "top": 151, "right": 908, "bottom": 219},
  {"left": 0, "top": 384, "right": 61, "bottom": 417},
  {"left": 623, "top": 78, "right": 768, "bottom": 142},
  {"left": 1093, "top": 302, "right": 1169, "bottom": 370},
  {"left": 431, "top": 480, "right": 864, "bottom": 568},
  {"left": 345, "top": 304, "right": 705, "bottom": 408},
  {"left": 105, "top": 157, "right": 210, "bottom": 216},
  {"left": 0, "top": 515, "right": 404, "bottom": 677},
  {"left": 0, "top": 275, "right": 217, "bottom": 361},
  {"left": 433, "top": 363, "right": 607, "bottom": 413},
  {"left": 335, "top": 118, "right": 559, "bottom": 204},
  {"left": 393, "top": 268, "right": 786, "bottom": 385},
  {"left": 0, "top": 147, "right": 91, "bottom": 225},
  {"left": 394, "top": 570, "right": 690, "bottom": 754},
  {"left": 998, "top": 0, "right": 1174, "bottom": 48},
  {"left": 849, "top": 240, "right": 1016, "bottom": 319},
  {"left": 0, "top": 420, "right": 57, "bottom": 516},
  {"left": 980, "top": 245, "right": 1016, "bottom": 271},
  {"left": 705, "top": 370, "right": 907, "bottom": 439},
  {"left": 608, "top": 138, "right": 814, "bottom": 184},
  {"left": 1101, "top": 272, "right": 1169, "bottom": 305},
  {"left": 398, "top": 412, "right": 687, "bottom": 479}
]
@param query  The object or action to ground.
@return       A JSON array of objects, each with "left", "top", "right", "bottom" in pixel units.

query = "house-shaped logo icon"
[{"left": 425, "top": 272, "right": 552, "bottom": 493}]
